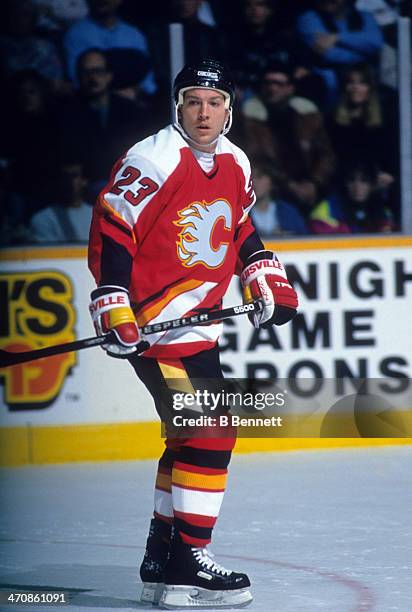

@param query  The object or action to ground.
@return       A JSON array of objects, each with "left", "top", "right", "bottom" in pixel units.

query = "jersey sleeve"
[
  {"left": 88, "top": 151, "right": 166, "bottom": 288},
  {"left": 233, "top": 150, "right": 260, "bottom": 274},
  {"left": 237, "top": 147, "right": 256, "bottom": 222},
  {"left": 234, "top": 223, "right": 264, "bottom": 276}
]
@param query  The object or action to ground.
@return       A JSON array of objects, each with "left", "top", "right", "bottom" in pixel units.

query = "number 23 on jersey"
[{"left": 109, "top": 165, "right": 159, "bottom": 207}]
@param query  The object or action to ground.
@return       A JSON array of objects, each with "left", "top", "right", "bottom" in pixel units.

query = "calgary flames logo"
[{"left": 174, "top": 199, "right": 232, "bottom": 269}]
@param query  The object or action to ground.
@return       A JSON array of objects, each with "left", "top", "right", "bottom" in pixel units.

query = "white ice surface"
[{"left": 0, "top": 447, "right": 411, "bottom": 612}]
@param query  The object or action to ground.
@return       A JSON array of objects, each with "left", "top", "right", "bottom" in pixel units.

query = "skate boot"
[
  {"left": 159, "top": 530, "right": 252, "bottom": 609},
  {"left": 140, "top": 517, "right": 171, "bottom": 605}
]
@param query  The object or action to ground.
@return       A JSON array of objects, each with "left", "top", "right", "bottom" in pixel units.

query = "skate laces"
[{"left": 192, "top": 547, "right": 232, "bottom": 576}]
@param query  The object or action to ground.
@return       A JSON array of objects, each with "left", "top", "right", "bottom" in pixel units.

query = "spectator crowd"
[{"left": 0, "top": 0, "right": 409, "bottom": 245}]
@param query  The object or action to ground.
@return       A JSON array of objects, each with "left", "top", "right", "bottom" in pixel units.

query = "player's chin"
[{"left": 194, "top": 128, "right": 215, "bottom": 141}]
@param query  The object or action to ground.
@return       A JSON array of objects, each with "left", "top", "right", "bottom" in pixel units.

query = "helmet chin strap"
[{"left": 173, "top": 104, "right": 233, "bottom": 149}]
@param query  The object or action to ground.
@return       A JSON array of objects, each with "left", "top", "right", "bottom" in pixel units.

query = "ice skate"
[
  {"left": 159, "top": 530, "right": 252, "bottom": 609},
  {"left": 140, "top": 518, "right": 171, "bottom": 604}
]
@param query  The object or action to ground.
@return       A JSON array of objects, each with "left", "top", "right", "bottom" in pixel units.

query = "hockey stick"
[
  {"left": 140, "top": 300, "right": 262, "bottom": 334},
  {"left": 0, "top": 301, "right": 263, "bottom": 368}
]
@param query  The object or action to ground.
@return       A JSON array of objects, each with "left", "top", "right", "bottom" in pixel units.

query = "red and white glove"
[
  {"left": 89, "top": 285, "right": 149, "bottom": 358},
  {"left": 240, "top": 251, "right": 298, "bottom": 327}
]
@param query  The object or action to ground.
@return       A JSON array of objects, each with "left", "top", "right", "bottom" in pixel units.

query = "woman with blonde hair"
[
  {"left": 327, "top": 63, "right": 397, "bottom": 190},
  {"left": 335, "top": 63, "right": 382, "bottom": 126}
]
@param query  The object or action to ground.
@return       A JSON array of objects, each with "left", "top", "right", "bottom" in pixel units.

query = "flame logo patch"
[{"left": 174, "top": 199, "right": 232, "bottom": 269}]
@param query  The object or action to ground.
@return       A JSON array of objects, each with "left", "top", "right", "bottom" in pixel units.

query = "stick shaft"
[
  {"left": 0, "top": 301, "right": 262, "bottom": 368},
  {"left": 0, "top": 335, "right": 109, "bottom": 368},
  {"left": 141, "top": 301, "right": 261, "bottom": 334}
]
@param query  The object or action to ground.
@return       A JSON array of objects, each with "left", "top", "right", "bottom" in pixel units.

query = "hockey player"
[{"left": 88, "top": 59, "right": 298, "bottom": 609}]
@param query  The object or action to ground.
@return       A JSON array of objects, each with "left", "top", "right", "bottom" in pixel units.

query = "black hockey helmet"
[{"left": 173, "top": 59, "right": 235, "bottom": 109}]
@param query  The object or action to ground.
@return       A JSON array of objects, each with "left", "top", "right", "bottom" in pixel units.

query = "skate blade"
[
  {"left": 160, "top": 585, "right": 253, "bottom": 609},
  {"left": 141, "top": 582, "right": 165, "bottom": 605}
]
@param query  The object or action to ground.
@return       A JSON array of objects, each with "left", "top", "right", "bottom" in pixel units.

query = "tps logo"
[
  {"left": 174, "top": 199, "right": 232, "bottom": 269},
  {"left": 0, "top": 271, "right": 76, "bottom": 410}
]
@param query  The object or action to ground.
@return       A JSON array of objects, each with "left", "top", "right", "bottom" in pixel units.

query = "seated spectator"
[
  {"left": 225, "top": 0, "right": 326, "bottom": 105},
  {"left": 309, "top": 160, "right": 396, "bottom": 233},
  {"left": 63, "top": 0, "right": 156, "bottom": 96},
  {"left": 0, "top": 0, "right": 64, "bottom": 84},
  {"left": 225, "top": 0, "right": 294, "bottom": 87},
  {"left": 250, "top": 157, "right": 308, "bottom": 236},
  {"left": 327, "top": 63, "right": 397, "bottom": 187},
  {"left": 30, "top": 161, "right": 92, "bottom": 242},
  {"left": 296, "top": 0, "right": 383, "bottom": 106},
  {"left": 59, "top": 49, "right": 150, "bottom": 200},
  {"left": 242, "top": 61, "right": 335, "bottom": 212},
  {"left": 143, "top": 0, "right": 226, "bottom": 106},
  {"left": 355, "top": 1, "right": 409, "bottom": 89},
  {"left": 33, "top": 0, "right": 88, "bottom": 32},
  {"left": 0, "top": 165, "right": 30, "bottom": 246},
  {"left": 215, "top": 0, "right": 313, "bottom": 31},
  {"left": 229, "top": 86, "right": 277, "bottom": 161},
  {"left": 0, "top": 69, "right": 59, "bottom": 222}
]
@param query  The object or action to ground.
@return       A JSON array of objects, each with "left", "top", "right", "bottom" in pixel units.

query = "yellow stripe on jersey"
[{"left": 99, "top": 197, "right": 137, "bottom": 242}]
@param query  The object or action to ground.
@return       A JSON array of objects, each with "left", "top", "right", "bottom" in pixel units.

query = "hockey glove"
[
  {"left": 89, "top": 285, "right": 149, "bottom": 358},
  {"left": 240, "top": 251, "right": 298, "bottom": 328}
]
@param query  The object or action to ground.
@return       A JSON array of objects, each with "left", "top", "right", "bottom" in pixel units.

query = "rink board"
[{"left": 1, "top": 236, "right": 412, "bottom": 465}]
